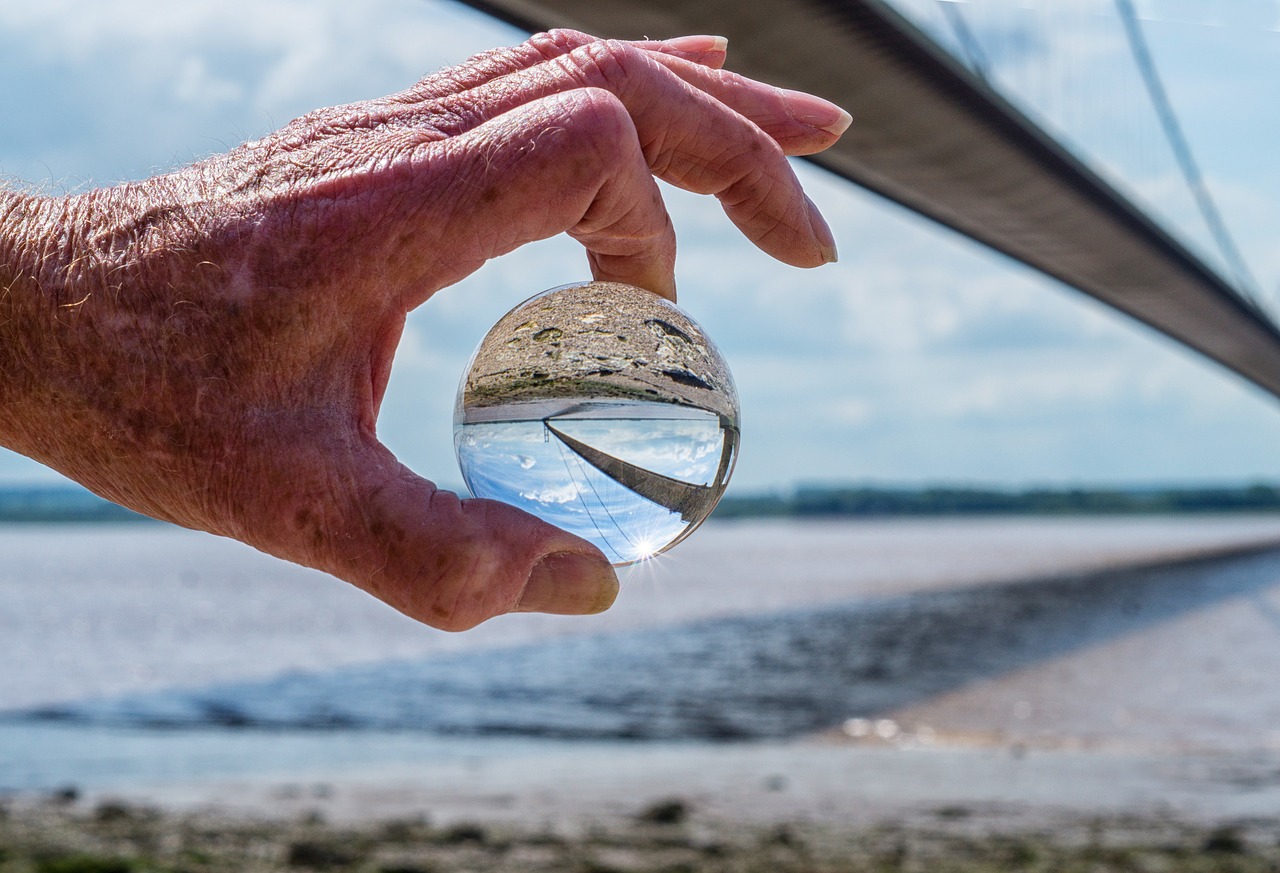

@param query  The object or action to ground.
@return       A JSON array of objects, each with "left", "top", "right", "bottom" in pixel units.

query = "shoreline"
[
  {"left": 5, "top": 516, "right": 1280, "bottom": 864},
  {"left": 80, "top": 737, "right": 1280, "bottom": 830},
  {"left": 9, "top": 537, "right": 1280, "bottom": 840}
]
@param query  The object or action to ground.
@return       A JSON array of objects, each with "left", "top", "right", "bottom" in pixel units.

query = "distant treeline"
[
  {"left": 713, "top": 484, "right": 1280, "bottom": 518},
  {"left": 0, "top": 486, "right": 149, "bottom": 523},
  {"left": 2, "top": 483, "right": 1280, "bottom": 524}
]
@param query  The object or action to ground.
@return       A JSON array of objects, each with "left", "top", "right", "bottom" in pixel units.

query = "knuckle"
[
  {"left": 570, "top": 86, "right": 631, "bottom": 128},
  {"left": 531, "top": 28, "right": 592, "bottom": 58},
  {"left": 570, "top": 39, "right": 648, "bottom": 89},
  {"left": 539, "top": 87, "right": 633, "bottom": 163},
  {"left": 416, "top": 545, "right": 501, "bottom": 632},
  {"left": 558, "top": 90, "right": 636, "bottom": 175},
  {"left": 403, "top": 495, "right": 523, "bottom": 632}
]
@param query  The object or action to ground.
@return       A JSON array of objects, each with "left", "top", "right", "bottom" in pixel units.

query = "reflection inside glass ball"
[{"left": 454, "top": 281, "right": 740, "bottom": 566}]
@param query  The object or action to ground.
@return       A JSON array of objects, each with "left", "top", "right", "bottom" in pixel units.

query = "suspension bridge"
[{"left": 458, "top": 0, "right": 1280, "bottom": 401}]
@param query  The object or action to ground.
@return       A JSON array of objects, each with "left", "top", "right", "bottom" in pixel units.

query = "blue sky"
[{"left": 1, "top": 0, "right": 1278, "bottom": 493}]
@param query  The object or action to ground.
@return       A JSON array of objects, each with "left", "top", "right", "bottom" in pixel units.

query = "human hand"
[{"left": 0, "top": 30, "right": 849, "bottom": 630}]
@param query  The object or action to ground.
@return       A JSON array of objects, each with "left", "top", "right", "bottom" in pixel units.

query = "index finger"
[
  {"left": 398, "top": 29, "right": 729, "bottom": 104},
  {"left": 417, "top": 41, "right": 839, "bottom": 269}
]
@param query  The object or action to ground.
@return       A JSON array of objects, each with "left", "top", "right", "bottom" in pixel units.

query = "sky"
[{"left": 1, "top": 0, "right": 1279, "bottom": 494}]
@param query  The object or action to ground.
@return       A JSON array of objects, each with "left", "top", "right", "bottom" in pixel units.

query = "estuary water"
[{"left": 3, "top": 516, "right": 1280, "bottom": 794}]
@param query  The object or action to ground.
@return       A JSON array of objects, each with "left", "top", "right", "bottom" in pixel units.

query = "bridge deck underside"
[{"left": 460, "top": 0, "right": 1280, "bottom": 400}]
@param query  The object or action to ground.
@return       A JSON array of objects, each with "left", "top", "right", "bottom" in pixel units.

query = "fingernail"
[
  {"left": 782, "top": 89, "right": 853, "bottom": 136},
  {"left": 665, "top": 35, "right": 729, "bottom": 53},
  {"left": 805, "top": 195, "right": 839, "bottom": 264},
  {"left": 516, "top": 552, "right": 619, "bottom": 615}
]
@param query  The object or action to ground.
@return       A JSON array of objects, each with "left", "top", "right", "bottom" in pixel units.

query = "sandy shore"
[{"left": 6, "top": 770, "right": 1280, "bottom": 872}]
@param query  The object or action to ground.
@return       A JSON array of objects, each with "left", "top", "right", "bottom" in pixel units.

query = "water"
[
  {"left": 4, "top": 518, "right": 1280, "bottom": 792},
  {"left": 12, "top": 545, "right": 1280, "bottom": 744},
  {"left": 455, "top": 400, "right": 734, "bottom": 564}
]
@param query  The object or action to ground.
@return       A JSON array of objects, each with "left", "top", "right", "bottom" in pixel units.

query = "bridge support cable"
[
  {"left": 1113, "top": 0, "right": 1265, "bottom": 307},
  {"left": 937, "top": 2, "right": 990, "bottom": 81},
  {"left": 454, "top": 0, "right": 1280, "bottom": 402}
]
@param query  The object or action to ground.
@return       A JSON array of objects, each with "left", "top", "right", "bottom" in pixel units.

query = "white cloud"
[
  {"left": 172, "top": 57, "right": 245, "bottom": 108},
  {"left": 519, "top": 481, "right": 582, "bottom": 505},
  {"left": 0, "top": 0, "right": 520, "bottom": 185}
]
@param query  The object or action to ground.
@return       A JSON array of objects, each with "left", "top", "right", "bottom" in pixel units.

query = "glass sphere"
[{"left": 454, "top": 281, "right": 740, "bottom": 566}]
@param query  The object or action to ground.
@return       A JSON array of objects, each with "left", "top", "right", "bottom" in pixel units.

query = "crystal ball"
[{"left": 454, "top": 281, "right": 740, "bottom": 566}]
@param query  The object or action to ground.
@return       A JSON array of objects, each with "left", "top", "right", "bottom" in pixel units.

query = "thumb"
[{"left": 295, "top": 440, "right": 619, "bottom": 632}]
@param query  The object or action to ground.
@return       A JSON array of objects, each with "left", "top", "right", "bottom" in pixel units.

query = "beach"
[
  {"left": 4, "top": 516, "right": 1280, "bottom": 869},
  {"left": 5, "top": 792, "right": 1280, "bottom": 872}
]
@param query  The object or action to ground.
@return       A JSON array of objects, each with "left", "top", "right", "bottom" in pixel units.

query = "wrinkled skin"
[{"left": 0, "top": 31, "right": 848, "bottom": 631}]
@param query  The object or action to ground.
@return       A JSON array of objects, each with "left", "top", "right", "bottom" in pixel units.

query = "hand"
[{"left": 0, "top": 30, "right": 849, "bottom": 630}]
